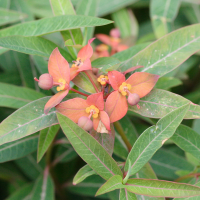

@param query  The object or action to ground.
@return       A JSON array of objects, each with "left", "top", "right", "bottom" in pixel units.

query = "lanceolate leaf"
[
  {"left": 171, "top": 125, "right": 200, "bottom": 160},
  {"left": 129, "top": 89, "right": 200, "bottom": 119},
  {"left": 0, "top": 134, "right": 38, "bottom": 163},
  {"left": 0, "top": 97, "right": 58, "bottom": 146},
  {"left": 125, "top": 179, "right": 200, "bottom": 198},
  {"left": 0, "top": 15, "right": 112, "bottom": 38},
  {"left": 37, "top": 125, "right": 60, "bottom": 162},
  {"left": 0, "top": 82, "right": 45, "bottom": 109},
  {"left": 0, "top": 47, "right": 8, "bottom": 55},
  {"left": 119, "top": 24, "right": 200, "bottom": 76},
  {"left": 0, "top": 8, "right": 27, "bottom": 26},
  {"left": 120, "top": 189, "right": 137, "bottom": 200},
  {"left": 57, "top": 113, "right": 123, "bottom": 180},
  {"left": 155, "top": 77, "right": 182, "bottom": 90},
  {"left": 0, "top": 36, "right": 72, "bottom": 59},
  {"left": 125, "top": 103, "right": 190, "bottom": 176}
]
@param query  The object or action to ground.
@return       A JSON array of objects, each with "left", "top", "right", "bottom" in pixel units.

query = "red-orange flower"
[
  {"left": 56, "top": 92, "right": 111, "bottom": 133},
  {"left": 105, "top": 71, "right": 159, "bottom": 123},
  {"left": 96, "top": 28, "right": 128, "bottom": 55},
  {"left": 44, "top": 48, "right": 71, "bottom": 114},
  {"left": 70, "top": 38, "right": 95, "bottom": 80}
]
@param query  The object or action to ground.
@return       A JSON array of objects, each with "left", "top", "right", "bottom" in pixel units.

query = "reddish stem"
[
  {"left": 84, "top": 71, "right": 99, "bottom": 92},
  {"left": 174, "top": 173, "right": 200, "bottom": 182},
  {"left": 34, "top": 77, "right": 39, "bottom": 82},
  {"left": 70, "top": 88, "right": 89, "bottom": 97}
]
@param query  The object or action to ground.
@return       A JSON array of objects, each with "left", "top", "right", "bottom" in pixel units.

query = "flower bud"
[
  {"left": 38, "top": 73, "right": 53, "bottom": 90},
  {"left": 78, "top": 116, "right": 93, "bottom": 132},
  {"left": 110, "top": 28, "right": 120, "bottom": 38},
  {"left": 128, "top": 93, "right": 140, "bottom": 106}
]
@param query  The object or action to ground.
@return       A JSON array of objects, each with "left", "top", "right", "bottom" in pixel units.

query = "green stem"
[
  {"left": 114, "top": 121, "right": 132, "bottom": 152},
  {"left": 84, "top": 71, "right": 99, "bottom": 92}
]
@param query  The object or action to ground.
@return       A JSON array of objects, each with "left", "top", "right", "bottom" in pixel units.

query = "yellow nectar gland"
[
  {"left": 85, "top": 105, "right": 99, "bottom": 119},
  {"left": 97, "top": 75, "right": 109, "bottom": 86},
  {"left": 119, "top": 82, "right": 131, "bottom": 96},
  {"left": 57, "top": 78, "right": 66, "bottom": 91},
  {"left": 72, "top": 57, "right": 83, "bottom": 68}
]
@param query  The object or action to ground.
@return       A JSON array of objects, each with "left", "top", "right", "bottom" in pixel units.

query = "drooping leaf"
[
  {"left": 0, "top": 8, "right": 27, "bottom": 26},
  {"left": 0, "top": 134, "right": 38, "bottom": 163},
  {"left": 129, "top": 89, "right": 200, "bottom": 119},
  {"left": 0, "top": 36, "right": 72, "bottom": 59},
  {"left": 119, "top": 24, "right": 200, "bottom": 77},
  {"left": 120, "top": 188, "right": 137, "bottom": 200},
  {"left": 57, "top": 113, "right": 123, "bottom": 180},
  {"left": 125, "top": 103, "right": 190, "bottom": 176},
  {"left": 73, "top": 164, "right": 97, "bottom": 185},
  {"left": 37, "top": 124, "right": 60, "bottom": 162},
  {"left": 0, "top": 97, "right": 58, "bottom": 146},
  {"left": 150, "top": 0, "right": 180, "bottom": 38},
  {"left": 0, "top": 82, "right": 45, "bottom": 109},
  {"left": 125, "top": 178, "right": 200, "bottom": 198},
  {"left": 171, "top": 125, "right": 200, "bottom": 161}
]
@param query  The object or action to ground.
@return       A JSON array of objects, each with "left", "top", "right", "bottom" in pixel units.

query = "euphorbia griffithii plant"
[{"left": 56, "top": 92, "right": 111, "bottom": 133}]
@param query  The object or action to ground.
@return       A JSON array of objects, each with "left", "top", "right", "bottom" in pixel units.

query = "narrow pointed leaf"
[
  {"left": 0, "top": 82, "right": 45, "bottom": 109},
  {"left": 0, "top": 97, "right": 58, "bottom": 146},
  {"left": 129, "top": 89, "right": 200, "bottom": 119},
  {"left": 0, "top": 15, "right": 112, "bottom": 38},
  {"left": 0, "top": 36, "right": 72, "bottom": 59},
  {"left": 120, "top": 189, "right": 137, "bottom": 200},
  {"left": 37, "top": 124, "right": 60, "bottom": 162},
  {"left": 57, "top": 113, "right": 123, "bottom": 180},
  {"left": 119, "top": 24, "right": 200, "bottom": 77},
  {"left": 96, "top": 175, "right": 123, "bottom": 196},
  {"left": 0, "top": 134, "right": 38, "bottom": 163},
  {"left": 73, "top": 164, "right": 97, "bottom": 185},
  {"left": 125, "top": 179, "right": 200, "bottom": 198},
  {"left": 0, "top": 8, "right": 27, "bottom": 26},
  {"left": 171, "top": 125, "right": 200, "bottom": 161},
  {"left": 125, "top": 103, "right": 190, "bottom": 175}
]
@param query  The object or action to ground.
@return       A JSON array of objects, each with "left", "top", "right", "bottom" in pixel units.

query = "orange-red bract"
[
  {"left": 44, "top": 48, "right": 70, "bottom": 114},
  {"left": 106, "top": 70, "right": 159, "bottom": 123},
  {"left": 70, "top": 38, "right": 95, "bottom": 80},
  {"left": 56, "top": 92, "right": 111, "bottom": 133}
]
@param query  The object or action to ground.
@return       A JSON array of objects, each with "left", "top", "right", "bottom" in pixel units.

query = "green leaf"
[
  {"left": 0, "top": 36, "right": 72, "bottom": 59},
  {"left": 76, "top": 0, "right": 99, "bottom": 41},
  {"left": 29, "top": 173, "right": 54, "bottom": 200},
  {"left": 155, "top": 77, "right": 182, "bottom": 90},
  {"left": 0, "top": 97, "right": 58, "bottom": 146},
  {"left": 129, "top": 89, "right": 200, "bottom": 119},
  {"left": 0, "top": 0, "right": 10, "bottom": 9},
  {"left": 0, "top": 15, "right": 112, "bottom": 38},
  {"left": 149, "top": 148, "right": 195, "bottom": 180},
  {"left": 37, "top": 124, "right": 60, "bottom": 162},
  {"left": 57, "top": 113, "right": 123, "bottom": 180},
  {"left": 0, "top": 8, "right": 27, "bottom": 26},
  {"left": 120, "top": 188, "right": 137, "bottom": 200},
  {"left": 50, "top": 0, "right": 83, "bottom": 50},
  {"left": 119, "top": 24, "right": 200, "bottom": 76},
  {"left": 32, "top": 55, "right": 48, "bottom": 74},
  {"left": 0, "top": 47, "right": 8, "bottom": 55},
  {"left": 125, "top": 179, "right": 200, "bottom": 198},
  {"left": 0, "top": 134, "right": 38, "bottom": 163},
  {"left": 92, "top": 57, "right": 121, "bottom": 73},
  {"left": 96, "top": 175, "right": 123, "bottom": 196},
  {"left": 72, "top": 71, "right": 101, "bottom": 93},
  {"left": 150, "top": 0, "right": 180, "bottom": 38},
  {"left": 0, "top": 83, "right": 45, "bottom": 109},
  {"left": 171, "top": 125, "right": 200, "bottom": 161},
  {"left": 125, "top": 103, "right": 190, "bottom": 176},
  {"left": 73, "top": 164, "right": 97, "bottom": 185},
  {"left": 112, "top": 8, "right": 138, "bottom": 39},
  {"left": 6, "top": 183, "right": 34, "bottom": 200},
  {"left": 97, "top": 0, "right": 138, "bottom": 17}
]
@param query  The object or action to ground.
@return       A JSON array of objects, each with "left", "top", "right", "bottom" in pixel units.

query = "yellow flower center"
[
  {"left": 85, "top": 105, "right": 99, "bottom": 119},
  {"left": 110, "top": 37, "right": 121, "bottom": 43},
  {"left": 97, "top": 75, "right": 109, "bottom": 86},
  {"left": 57, "top": 78, "right": 66, "bottom": 91},
  {"left": 119, "top": 82, "right": 131, "bottom": 96},
  {"left": 72, "top": 57, "right": 83, "bottom": 68},
  {"left": 96, "top": 44, "right": 109, "bottom": 52}
]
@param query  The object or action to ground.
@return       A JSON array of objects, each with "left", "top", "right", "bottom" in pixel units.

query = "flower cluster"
[{"left": 35, "top": 38, "right": 159, "bottom": 133}]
